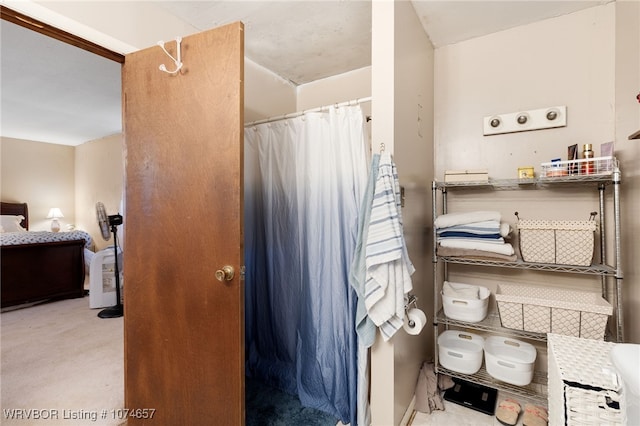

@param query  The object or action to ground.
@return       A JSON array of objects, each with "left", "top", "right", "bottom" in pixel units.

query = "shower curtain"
[{"left": 244, "top": 105, "right": 369, "bottom": 425}]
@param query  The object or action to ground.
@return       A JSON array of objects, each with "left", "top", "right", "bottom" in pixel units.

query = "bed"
[{"left": 1, "top": 202, "right": 93, "bottom": 308}]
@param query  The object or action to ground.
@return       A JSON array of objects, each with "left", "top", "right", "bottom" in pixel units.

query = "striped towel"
[
  {"left": 436, "top": 220, "right": 501, "bottom": 235},
  {"left": 364, "top": 152, "right": 415, "bottom": 341}
]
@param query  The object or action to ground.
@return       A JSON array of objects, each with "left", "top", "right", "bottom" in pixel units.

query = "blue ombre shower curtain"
[{"left": 244, "top": 105, "right": 369, "bottom": 425}]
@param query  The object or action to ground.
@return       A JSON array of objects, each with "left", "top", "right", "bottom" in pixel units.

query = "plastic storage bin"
[
  {"left": 438, "top": 330, "right": 484, "bottom": 375},
  {"left": 442, "top": 282, "right": 491, "bottom": 323},
  {"left": 484, "top": 336, "right": 537, "bottom": 386}
]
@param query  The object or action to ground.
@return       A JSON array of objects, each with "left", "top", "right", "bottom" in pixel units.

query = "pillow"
[{"left": 0, "top": 215, "right": 26, "bottom": 232}]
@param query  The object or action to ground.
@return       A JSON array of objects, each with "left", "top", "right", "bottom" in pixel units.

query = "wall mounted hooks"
[
  {"left": 483, "top": 106, "right": 567, "bottom": 136},
  {"left": 158, "top": 37, "right": 183, "bottom": 75}
]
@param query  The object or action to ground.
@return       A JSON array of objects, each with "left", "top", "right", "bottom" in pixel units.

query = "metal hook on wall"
[{"left": 157, "top": 37, "right": 183, "bottom": 75}]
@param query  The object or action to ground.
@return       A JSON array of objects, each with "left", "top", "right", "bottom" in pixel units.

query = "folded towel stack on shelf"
[{"left": 435, "top": 211, "right": 516, "bottom": 261}]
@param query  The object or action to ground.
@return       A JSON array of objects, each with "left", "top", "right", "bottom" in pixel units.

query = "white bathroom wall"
[
  {"left": 296, "top": 66, "right": 371, "bottom": 111},
  {"left": 370, "top": 2, "right": 435, "bottom": 425},
  {"left": 434, "top": 2, "right": 639, "bottom": 344},
  {"left": 614, "top": 0, "right": 640, "bottom": 345},
  {"left": 245, "top": 58, "right": 297, "bottom": 123},
  {"left": 391, "top": 1, "right": 434, "bottom": 424},
  {"left": 435, "top": 4, "right": 616, "bottom": 178}
]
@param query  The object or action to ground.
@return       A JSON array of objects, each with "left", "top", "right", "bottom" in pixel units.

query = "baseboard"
[{"left": 400, "top": 395, "right": 416, "bottom": 426}]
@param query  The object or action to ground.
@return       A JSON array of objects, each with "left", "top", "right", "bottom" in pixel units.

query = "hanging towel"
[
  {"left": 349, "top": 153, "right": 380, "bottom": 348},
  {"left": 364, "top": 151, "right": 415, "bottom": 341}
]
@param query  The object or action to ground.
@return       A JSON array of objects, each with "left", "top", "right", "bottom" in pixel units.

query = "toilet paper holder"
[{"left": 405, "top": 294, "right": 419, "bottom": 327}]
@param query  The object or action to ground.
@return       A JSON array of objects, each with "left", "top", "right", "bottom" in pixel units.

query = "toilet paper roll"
[{"left": 403, "top": 308, "right": 427, "bottom": 335}]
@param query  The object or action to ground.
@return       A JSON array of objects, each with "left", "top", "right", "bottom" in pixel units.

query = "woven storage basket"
[
  {"left": 517, "top": 219, "right": 596, "bottom": 266},
  {"left": 496, "top": 283, "right": 612, "bottom": 340},
  {"left": 548, "top": 333, "right": 624, "bottom": 425}
]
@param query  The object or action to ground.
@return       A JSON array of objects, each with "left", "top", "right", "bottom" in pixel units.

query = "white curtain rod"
[{"left": 244, "top": 96, "right": 372, "bottom": 127}]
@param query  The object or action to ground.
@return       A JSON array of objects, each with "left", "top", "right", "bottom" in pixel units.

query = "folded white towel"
[
  {"left": 500, "top": 222, "right": 511, "bottom": 238},
  {"left": 436, "top": 220, "right": 500, "bottom": 235},
  {"left": 443, "top": 281, "right": 479, "bottom": 299},
  {"left": 439, "top": 239, "right": 515, "bottom": 256},
  {"left": 434, "top": 211, "right": 501, "bottom": 229}
]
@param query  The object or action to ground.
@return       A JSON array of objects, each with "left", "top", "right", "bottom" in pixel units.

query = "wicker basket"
[
  {"left": 548, "top": 333, "right": 624, "bottom": 425},
  {"left": 517, "top": 218, "right": 596, "bottom": 266},
  {"left": 495, "top": 283, "right": 612, "bottom": 340}
]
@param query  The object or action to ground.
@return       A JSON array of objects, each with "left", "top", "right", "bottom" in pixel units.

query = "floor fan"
[{"left": 95, "top": 202, "right": 123, "bottom": 319}]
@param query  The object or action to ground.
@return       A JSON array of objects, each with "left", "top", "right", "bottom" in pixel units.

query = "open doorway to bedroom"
[{"left": 1, "top": 6, "right": 125, "bottom": 423}]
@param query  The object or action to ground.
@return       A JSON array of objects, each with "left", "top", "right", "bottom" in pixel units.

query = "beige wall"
[
  {"left": 296, "top": 66, "right": 372, "bottom": 149},
  {"left": 615, "top": 0, "right": 640, "bottom": 344},
  {"left": 371, "top": 2, "right": 435, "bottom": 425},
  {"left": 391, "top": 2, "right": 434, "bottom": 424},
  {"left": 434, "top": 2, "right": 639, "bottom": 344},
  {"left": 245, "top": 58, "right": 297, "bottom": 123},
  {"left": 0, "top": 134, "right": 123, "bottom": 250},
  {"left": 7, "top": 2, "right": 639, "bottom": 425},
  {"left": 1, "top": 137, "right": 75, "bottom": 232},
  {"left": 75, "top": 133, "right": 124, "bottom": 251}
]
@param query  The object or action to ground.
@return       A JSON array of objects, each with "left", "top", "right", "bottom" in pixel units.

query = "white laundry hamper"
[{"left": 89, "top": 247, "right": 123, "bottom": 309}]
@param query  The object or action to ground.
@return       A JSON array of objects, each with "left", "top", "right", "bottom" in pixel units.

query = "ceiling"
[{"left": 1, "top": 1, "right": 608, "bottom": 146}]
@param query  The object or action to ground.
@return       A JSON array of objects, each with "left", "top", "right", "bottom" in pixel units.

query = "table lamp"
[{"left": 47, "top": 208, "right": 64, "bottom": 232}]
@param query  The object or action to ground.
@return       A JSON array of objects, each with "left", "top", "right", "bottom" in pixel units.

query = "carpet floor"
[
  {"left": 246, "top": 377, "right": 339, "bottom": 426},
  {"left": 2, "top": 296, "right": 339, "bottom": 426}
]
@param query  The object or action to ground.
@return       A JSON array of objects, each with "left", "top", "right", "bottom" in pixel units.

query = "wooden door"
[{"left": 122, "top": 22, "right": 244, "bottom": 425}]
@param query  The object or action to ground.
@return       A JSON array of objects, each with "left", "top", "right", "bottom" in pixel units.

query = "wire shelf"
[
  {"left": 436, "top": 309, "right": 548, "bottom": 342},
  {"left": 437, "top": 256, "right": 617, "bottom": 276},
  {"left": 436, "top": 365, "right": 548, "bottom": 404},
  {"left": 434, "top": 173, "right": 617, "bottom": 191}
]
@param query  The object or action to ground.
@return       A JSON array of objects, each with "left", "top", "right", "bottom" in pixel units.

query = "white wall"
[
  {"left": 245, "top": 58, "right": 297, "bottom": 123},
  {"left": 371, "top": 2, "right": 435, "bottom": 425},
  {"left": 296, "top": 67, "right": 372, "bottom": 111},
  {"left": 391, "top": 2, "right": 434, "bottom": 424},
  {"left": 434, "top": 2, "right": 639, "bottom": 344},
  {"left": 435, "top": 4, "right": 615, "bottom": 177},
  {"left": 614, "top": 0, "right": 640, "bottom": 344},
  {"left": 296, "top": 66, "right": 372, "bottom": 148}
]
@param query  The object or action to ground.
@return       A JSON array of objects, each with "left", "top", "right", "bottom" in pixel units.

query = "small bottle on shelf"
[{"left": 582, "top": 143, "right": 594, "bottom": 174}]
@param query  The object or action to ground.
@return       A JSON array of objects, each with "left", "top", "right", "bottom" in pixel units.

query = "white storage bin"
[
  {"left": 438, "top": 330, "right": 484, "bottom": 375},
  {"left": 442, "top": 282, "right": 491, "bottom": 323},
  {"left": 484, "top": 336, "right": 537, "bottom": 386}
]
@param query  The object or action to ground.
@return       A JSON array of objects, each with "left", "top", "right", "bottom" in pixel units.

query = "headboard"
[{"left": 1, "top": 202, "right": 29, "bottom": 230}]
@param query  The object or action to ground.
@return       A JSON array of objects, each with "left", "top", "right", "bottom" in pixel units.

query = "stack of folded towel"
[{"left": 435, "top": 211, "right": 516, "bottom": 261}]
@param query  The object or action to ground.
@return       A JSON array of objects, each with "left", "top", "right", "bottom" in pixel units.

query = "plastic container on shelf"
[
  {"left": 438, "top": 330, "right": 485, "bottom": 375},
  {"left": 442, "top": 282, "right": 491, "bottom": 323},
  {"left": 484, "top": 336, "right": 537, "bottom": 386}
]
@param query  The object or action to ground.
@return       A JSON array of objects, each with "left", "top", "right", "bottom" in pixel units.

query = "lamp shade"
[{"left": 47, "top": 208, "right": 64, "bottom": 219}]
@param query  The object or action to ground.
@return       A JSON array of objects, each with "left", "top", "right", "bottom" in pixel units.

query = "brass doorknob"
[{"left": 215, "top": 265, "right": 235, "bottom": 282}]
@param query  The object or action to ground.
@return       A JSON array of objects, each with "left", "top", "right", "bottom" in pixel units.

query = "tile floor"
[{"left": 410, "top": 391, "right": 547, "bottom": 426}]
